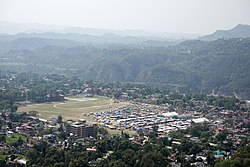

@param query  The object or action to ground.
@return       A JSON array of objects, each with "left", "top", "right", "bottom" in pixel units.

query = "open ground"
[{"left": 17, "top": 96, "right": 128, "bottom": 122}]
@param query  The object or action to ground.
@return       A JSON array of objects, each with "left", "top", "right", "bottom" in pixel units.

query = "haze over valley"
[
  {"left": 0, "top": 23, "right": 250, "bottom": 98},
  {"left": 0, "top": 1, "right": 250, "bottom": 166}
]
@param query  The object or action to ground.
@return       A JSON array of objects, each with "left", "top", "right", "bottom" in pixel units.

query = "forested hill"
[
  {"left": 200, "top": 24, "right": 250, "bottom": 41},
  {"left": 0, "top": 35, "right": 249, "bottom": 98}
]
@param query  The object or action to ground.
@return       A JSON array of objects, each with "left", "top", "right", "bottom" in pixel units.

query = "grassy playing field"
[{"left": 18, "top": 96, "right": 127, "bottom": 122}]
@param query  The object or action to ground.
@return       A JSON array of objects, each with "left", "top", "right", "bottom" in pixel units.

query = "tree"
[
  {"left": 140, "top": 152, "right": 166, "bottom": 167},
  {"left": 96, "top": 139, "right": 109, "bottom": 153},
  {"left": 39, "top": 128, "right": 53, "bottom": 136},
  {"left": 58, "top": 131, "right": 66, "bottom": 140},
  {"left": 206, "top": 154, "right": 215, "bottom": 166},
  {"left": 0, "top": 159, "right": 6, "bottom": 167},
  {"left": 214, "top": 145, "right": 250, "bottom": 167},
  {"left": 189, "top": 144, "right": 201, "bottom": 155},
  {"left": 12, "top": 137, "right": 24, "bottom": 147},
  {"left": 121, "top": 149, "right": 135, "bottom": 166},
  {"left": 148, "top": 125, "right": 159, "bottom": 141},
  {"left": 98, "top": 127, "right": 108, "bottom": 136},
  {"left": 215, "top": 158, "right": 242, "bottom": 167},
  {"left": 43, "top": 158, "right": 56, "bottom": 167},
  {"left": 114, "top": 90, "right": 122, "bottom": 99},
  {"left": 108, "top": 159, "right": 129, "bottom": 167},
  {"left": 216, "top": 132, "right": 227, "bottom": 142},
  {"left": 26, "top": 149, "right": 40, "bottom": 164},
  {"left": 69, "top": 156, "right": 88, "bottom": 167},
  {"left": 29, "top": 110, "right": 38, "bottom": 116},
  {"left": 64, "top": 151, "right": 72, "bottom": 165},
  {"left": 17, "top": 136, "right": 24, "bottom": 146},
  {"left": 0, "top": 135, "right": 6, "bottom": 142},
  {"left": 160, "top": 148, "right": 170, "bottom": 157},
  {"left": 57, "top": 115, "right": 63, "bottom": 124}
]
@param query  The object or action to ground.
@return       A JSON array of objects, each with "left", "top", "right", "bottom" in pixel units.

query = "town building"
[{"left": 66, "top": 119, "right": 97, "bottom": 139}]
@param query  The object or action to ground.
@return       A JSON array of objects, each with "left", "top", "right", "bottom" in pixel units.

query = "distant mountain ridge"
[
  {"left": 0, "top": 32, "right": 183, "bottom": 45},
  {"left": 0, "top": 21, "right": 199, "bottom": 39},
  {"left": 200, "top": 24, "right": 250, "bottom": 40}
]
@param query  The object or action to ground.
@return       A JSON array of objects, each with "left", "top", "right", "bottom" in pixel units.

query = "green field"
[
  {"left": 6, "top": 133, "right": 27, "bottom": 145},
  {"left": 18, "top": 96, "right": 127, "bottom": 122}
]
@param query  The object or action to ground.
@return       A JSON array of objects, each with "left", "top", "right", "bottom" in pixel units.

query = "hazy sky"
[{"left": 0, "top": 0, "right": 249, "bottom": 34}]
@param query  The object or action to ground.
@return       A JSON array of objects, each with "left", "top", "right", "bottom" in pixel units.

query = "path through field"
[{"left": 18, "top": 96, "right": 128, "bottom": 122}]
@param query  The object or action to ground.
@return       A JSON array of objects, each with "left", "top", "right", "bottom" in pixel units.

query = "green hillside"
[{"left": 0, "top": 35, "right": 249, "bottom": 98}]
